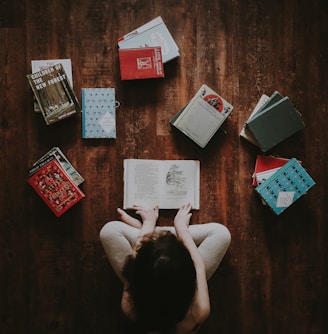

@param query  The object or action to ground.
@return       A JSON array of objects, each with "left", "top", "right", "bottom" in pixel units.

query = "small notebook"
[
  {"left": 82, "top": 88, "right": 117, "bottom": 138},
  {"left": 255, "top": 158, "right": 315, "bottom": 215}
]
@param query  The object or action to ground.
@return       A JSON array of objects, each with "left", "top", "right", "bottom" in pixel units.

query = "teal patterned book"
[
  {"left": 255, "top": 158, "right": 315, "bottom": 215},
  {"left": 82, "top": 88, "right": 117, "bottom": 139}
]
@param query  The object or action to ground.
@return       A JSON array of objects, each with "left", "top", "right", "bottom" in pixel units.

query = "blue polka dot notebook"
[
  {"left": 255, "top": 158, "right": 315, "bottom": 215},
  {"left": 82, "top": 88, "right": 117, "bottom": 139}
]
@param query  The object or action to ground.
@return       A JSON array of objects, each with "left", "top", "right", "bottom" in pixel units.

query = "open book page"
[{"left": 123, "top": 159, "right": 200, "bottom": 209}]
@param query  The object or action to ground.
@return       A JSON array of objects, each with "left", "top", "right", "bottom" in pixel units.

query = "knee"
[
  {"left": 99, "top": 220, "right": 123, "bottom": 242},
  {"left": 209, "top": 222, "right": 231, "bottom": 248}
]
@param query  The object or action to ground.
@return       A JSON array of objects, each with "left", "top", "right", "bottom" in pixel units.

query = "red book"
[
  {"left": 118, "top": 47, "right": 165, "bottom": 80},
  {"left": 28, "top": 159, "right": 85, "bottom": 217},
  {"left": 252, "top": 155, "right": 291, "bottom": 186}
]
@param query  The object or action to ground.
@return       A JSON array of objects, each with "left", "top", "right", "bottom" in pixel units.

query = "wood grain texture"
[{"left": 1, "top": 0, "right": 327, "bottom": 333}]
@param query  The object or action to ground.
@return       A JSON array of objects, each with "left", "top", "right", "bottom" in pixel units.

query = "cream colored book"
[
  {"left": 170, "top": 84, "right": 233, "bottom": 148},
  {"left": 123, "top": 159, "right": 200, "bottom": 210}
]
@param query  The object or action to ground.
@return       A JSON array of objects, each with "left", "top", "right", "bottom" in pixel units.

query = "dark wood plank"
[{"left": 1, "top": 0, "right": 327, "bottom": 333}]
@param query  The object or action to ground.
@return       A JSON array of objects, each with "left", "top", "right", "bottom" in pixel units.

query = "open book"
[{"left": 123, "top": 159, "right": 200, "bottom": 209}]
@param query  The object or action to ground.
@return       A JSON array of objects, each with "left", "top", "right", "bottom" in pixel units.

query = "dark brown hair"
[{"left": 122, "top": 232, "right": 196, "bottom": 332}]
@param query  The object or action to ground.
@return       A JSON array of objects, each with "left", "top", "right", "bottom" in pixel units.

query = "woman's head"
[{"left": 122, "top": 231, "right": 196, "bottom": 332}]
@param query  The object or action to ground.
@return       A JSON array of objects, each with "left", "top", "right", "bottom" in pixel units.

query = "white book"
[
  {"left": 123, "top": 159, "right": 200, "bottom": 210},
  {"left": 31, "top": 59, "right": 73, "bottom": 112},
  {"left": 170, "top": 84, "right": 233, "bottom": 148},
  {"left": 118, "top": 16, "right": 179, "bottom": 63}
]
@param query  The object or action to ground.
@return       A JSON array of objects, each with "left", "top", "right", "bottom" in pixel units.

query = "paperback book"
[
  {"left": 118, "top": 47, "right": 164, "bottom": 80},
  {"left": 241, "top": 91, "right": 305, "bottom": 152},
  {"left": 255, "top": 158, "right": 315, "bottom": 215},
  {"left": 170, "top": 84, "right": 233, "bottom": 148},
  {"left": 27, "top": 63, "right": 80, "bottom": 125},
  {"left": 81, "top": 88, "right": 117, "bottom": 138},
  {"left": 31, "top": 59, "right": 73, "bottom": 112},
  {"left": 30, "top": 146, "right": 85, "bottom": 186},
  {"left": 28, "top": 158, "right": 85, "bottom": 217},
  {"left": 118, "top": 16, "right": 180, "bottom": 63},
  {"left": 123, "top": 159, "right": 200, "bottom": 210}
]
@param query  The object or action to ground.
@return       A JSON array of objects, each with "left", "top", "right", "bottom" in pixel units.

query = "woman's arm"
[
  {"left": 174, "top": 204, "right": 211, "bottom": 328},
  {"left": 132, "top": 204, "right": 159, "bottom": 248}
]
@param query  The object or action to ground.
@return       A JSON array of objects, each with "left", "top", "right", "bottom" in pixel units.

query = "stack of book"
[
  {"left": 28, "top": 147, "right": 85, "bottom": 217},
  {"left": 26, "top": 63, "right": 80, "bottom": 125},
  {"left": 117, "top": 16, "right": 179, "bottom": 80},
  {"left": 252, "top": 155, "right": 315, "bottom": 215},
  {"left": 31, "top": 59, "right": 73, "bottom": 112},
  {"left": 170, "top": 84, "right": 233, "bottom": 148},
  {"left": 240, "top": 91, "right": 305, "bottom": 152}
]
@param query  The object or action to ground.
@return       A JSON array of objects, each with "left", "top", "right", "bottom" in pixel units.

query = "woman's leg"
[
  {"left": 99, "top": 221, "right": 140, "bottom": 282},
  {"left": 188, "top": 223, "right": 231, "bottom": 280}
]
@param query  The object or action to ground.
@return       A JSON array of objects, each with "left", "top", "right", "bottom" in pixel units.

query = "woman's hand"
[
  {"left": 132, "top": 205, "right": 159, "bottom": 244},
  {"left": 133, "top": 204, "right": 159, "bottom": 226},
  {"left": 117, "top": 208, "right": 143, "bottom": 229},
  {"left": 174, "top": 203, "right": 192, "bottom": 232}
]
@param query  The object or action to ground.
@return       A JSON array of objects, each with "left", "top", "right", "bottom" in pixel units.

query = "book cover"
[
  {"left": 240, "top": 94, "right": 269, "bottom": 144},
  {"left": 28, "top": 159, "right": 85, "bottom": 217},
  {"left": 170, "top": 84, "right": 233, "bottom": 148},
  {"left": 255, "top": 158, "right": 315, "bottom": 215},
  {"left": 118, "top": 16, "right": 179, "bottom": 63},
  {"left": 252, "top": 155, "right": 292, "bottom": 186},
  {"left": 31, "top": 59, "right": 73, "bottom": 112},
  {"left": 247, "top": 91, "right": 284, "bottom": 122},
  {"left": 123, "top": 159, "right": 200, "bottom": 210},
  {"left": 81, "top": 88, "right": 117, "bottom": 138},
  {"left": 118, "top": 47, "right": 165, "bottom": 80},
  {"left": 31, "top": 147, "right": 85, "bottom": 186},
  {"left": 246, "top": 96, "right": 305, "bottom": 152},
  {"left": 26, "top": 63, "right": 80, "bottom": 125}
]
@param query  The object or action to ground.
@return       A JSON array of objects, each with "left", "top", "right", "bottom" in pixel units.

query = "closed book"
[
  {"left": 170, "top": 84, "right": 233, "bottom": 148},
  {"left": 246, "top": 96, "right": 305, "bottom": 152},
  {"left": 82, "top": 88, "right": 117, "bottom": 138},
  {"left": 240, "top": 94, "right": 270, "bottom": 145},
  {"left": 26, "top": 64, "right": 80, "bottom": 125},
  {"left": 28, "top": 159, "right": 85, "bottom": 217},
  {"left": 252, "top": 155, "right": 292, "bottom": 186},
  {"left": 118, "top": 47, "right": 164, "bottom": 80},
  {"left": 118, "top": 16, "right": 179, "bottom": 63},
  {"left": 255, "top": 158, "right": 315, "bottom": 215},
  {"left": 31, "top": 59, "right": 73, "bottom": 112},
  {"left": 31, "top": 147, "right": 85, "bottom": 186}
]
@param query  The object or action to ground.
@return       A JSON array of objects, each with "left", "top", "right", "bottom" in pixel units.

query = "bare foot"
[{"left": 117, "top": 208, "right": 142, "bottom": 228}]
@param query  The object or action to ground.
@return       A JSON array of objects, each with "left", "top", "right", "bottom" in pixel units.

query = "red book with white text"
[
  {"left": 118, "top": 47, "right": 165, "bottom": 80},
  {"left": 28, "top": 158, "right": 85, "bottom": 217}
]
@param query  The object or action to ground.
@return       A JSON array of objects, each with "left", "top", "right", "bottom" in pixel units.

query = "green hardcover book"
[
  {"left": 245, "top": 96, "right": 305, "bottom": 152},
  {"left": 247, "top": 91, "right": 284, "bottom": 121}
]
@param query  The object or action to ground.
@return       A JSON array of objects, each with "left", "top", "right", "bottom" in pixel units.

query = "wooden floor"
[{"left": 1, "top": 1, "right": 327, "bottom": 333}]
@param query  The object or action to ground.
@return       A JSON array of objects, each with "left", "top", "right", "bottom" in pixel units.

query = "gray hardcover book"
[{"left": 246, "top": 96, "right": 305, "bottom": 152}]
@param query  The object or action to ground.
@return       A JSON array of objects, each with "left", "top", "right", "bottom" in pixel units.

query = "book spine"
[{"left": 81, "top": 88, "right": 86, "bottom": 138}]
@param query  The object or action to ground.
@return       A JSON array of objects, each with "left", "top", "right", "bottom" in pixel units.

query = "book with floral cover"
[{"left": 28, "top": 158, "right": 85, "bottom": 217}]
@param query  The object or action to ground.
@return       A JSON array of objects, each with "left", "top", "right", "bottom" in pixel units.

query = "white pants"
[{"left": 100, "top": 221, "right": 231, "bottom": 281}]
